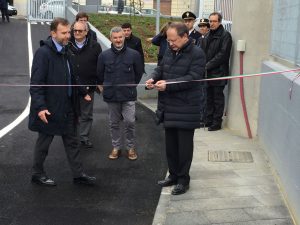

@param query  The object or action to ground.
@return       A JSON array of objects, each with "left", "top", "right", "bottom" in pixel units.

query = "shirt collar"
[{"left": 52, "top": 38, "right": 63, "bottom": 52}]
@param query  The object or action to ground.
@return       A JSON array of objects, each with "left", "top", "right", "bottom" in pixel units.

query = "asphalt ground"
[
  {"left": 0, "top": 19, "right": 29, "bottom": 128},
  {"left": 0, "top": 18, "right": 168, "bottom": 225}
]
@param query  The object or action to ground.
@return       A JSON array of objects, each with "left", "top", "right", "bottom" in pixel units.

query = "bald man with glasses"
[{"left": 69, "top": 21, "right": 102, "bottom": 148}]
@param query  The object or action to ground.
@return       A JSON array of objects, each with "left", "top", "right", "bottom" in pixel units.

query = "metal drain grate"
[{"left": 208, "top": 151, "right": 253, "bottom": 163}]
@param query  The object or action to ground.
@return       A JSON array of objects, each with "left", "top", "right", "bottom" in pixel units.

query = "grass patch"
[{"left": 89, "top": 13, "right": 181, "bottom": 62}]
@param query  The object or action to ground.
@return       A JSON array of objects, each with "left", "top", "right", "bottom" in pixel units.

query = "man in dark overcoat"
[
  {"left": 205, "top": 12, "right": 232, "bottom": 131},
  {"left": 146, "top": 22, "right": 206, "bottom": 195},
  {"left": 69, "top": 21, "right": 102, "bottom": 148},
  {"left": 0, "top": 0, "right": 9, "bottom": 22},
  {"left": 29, "top": 18, "right": 96, "bottom": 186},
  {"left": 97, "top": 26, "right": 143, "bottom": 161}
]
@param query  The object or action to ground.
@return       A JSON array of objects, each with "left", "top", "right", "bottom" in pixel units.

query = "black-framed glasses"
[{"left": 73, "top": 29, "right": 85, "bottom": 33}]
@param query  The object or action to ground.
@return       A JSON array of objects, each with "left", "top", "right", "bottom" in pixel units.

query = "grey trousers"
[
  {"left": 107, "top": 101, "right": 136, "bottom": 150},
  {"left": 32, "top": 111, "right": 84, "bottom": 178},
  {"left": 79, "top": 92, "right": 94, "bottom": 142}
]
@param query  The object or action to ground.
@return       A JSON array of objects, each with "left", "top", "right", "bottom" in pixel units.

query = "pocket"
[
  {"left": 122, "top": 62, "right": 133, "bottom": 73},
  {"left": 155, "top": 109, "right": 164, "bottom": 125}
]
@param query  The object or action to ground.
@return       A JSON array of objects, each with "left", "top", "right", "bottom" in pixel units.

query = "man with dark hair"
[
  {"left": 0, "top": 0, "right": 9, "bottom": 22},
  {"left": 97, "top": 27, "right": 143, "bottom": 160},
  {"left": 29, "top": 17, "right": 96, "bottom": 186},
  {"left": 121, "top": 22, "right": 145, "bottom": 71},
  {"left": 146, "top": 22, "right": 206, "bottom": 195},
  {"left": 205, "top": 12, "right": 232, "bottom": 131},
  {"left": 69, "top": 21, "right": 102, "bottom": 148},
  {"left": 75, "top": 12, "right": 97, "bottom": 41}
]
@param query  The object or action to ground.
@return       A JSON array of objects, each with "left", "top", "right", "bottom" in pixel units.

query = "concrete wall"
[
  {"left": 259, "top": 61, "right": 300, "bottom": 224},
  {"left": 14, "top": 0, "right": 27, "bottom": 16},
  {"left": 271, "top": 0, "right": 300, "bottom": 65},
  {"left": 226, "top": 0, "right": 273, "bottom": 137}
]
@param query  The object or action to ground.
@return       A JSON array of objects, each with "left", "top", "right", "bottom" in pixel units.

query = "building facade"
[{"left": 227, "top": 0, "right": 300, "bottom": 223}]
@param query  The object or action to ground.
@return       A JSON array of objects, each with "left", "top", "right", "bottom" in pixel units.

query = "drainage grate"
[{"left": 208, "top": 151, "right": 253, "bottom": 163}]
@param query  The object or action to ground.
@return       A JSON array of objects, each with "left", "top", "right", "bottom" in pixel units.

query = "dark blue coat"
[
  {"left": 151, "top": 33, "right": 168, "bottom": 65},
  {"left": 0, "top": 0, "right": 8, "bottom": 9},
  {"left": 97, "top": 44, "right": 144, "bottom": 102},
  {"left": 28, "top": 38, "right": 81, "bottom": 135},
  {"left": 152, "top": 39, "right": 206, "bottom": 129},
  {"left": 189, "top": 29, "right": 201, "bottom": 45}
]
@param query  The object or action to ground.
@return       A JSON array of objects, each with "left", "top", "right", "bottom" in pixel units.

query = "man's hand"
[
  {"left": 38, "top": 110, "right": 51, "bottom": 124},
  {"left": 84, "top": 94, "right": 91, "bottom": 101},
  {"left": 155, "top": 80, "right": 166, "bottom": 91},
  {"left": 145, "top": 78, "right": 155, "bottom": 89}
]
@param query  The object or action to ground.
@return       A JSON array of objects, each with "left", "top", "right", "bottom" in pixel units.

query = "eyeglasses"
[{"left": 73, "top": 29, "right": 85, "bottom": 33}]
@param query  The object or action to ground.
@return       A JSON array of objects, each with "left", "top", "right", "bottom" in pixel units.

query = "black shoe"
[
  {"left": 208, "top": 124, "right": 221, "bottom": 131},
  {"left": 31, "top": 175, "right": 56, "bottom": 186},
  {"left": 157, "top": 177, "right": 177, "bottom": 187},
  {"left": 81, "top": 140, "right": 93, "bottom": 148},
  {"left": 171, "top": 184, "right": 189, "bottom": 195},
  {"left": 73, "top": 173, "right": 96, "bottom": 185}
]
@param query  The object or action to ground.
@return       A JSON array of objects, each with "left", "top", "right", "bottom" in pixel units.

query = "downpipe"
[{"left": 239, "top": 51, "right": 252, "bottom": 139}]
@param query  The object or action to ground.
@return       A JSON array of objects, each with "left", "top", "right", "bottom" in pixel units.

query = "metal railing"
[{"left": 27, "top": 0, "right": 66, "bottom": 21}]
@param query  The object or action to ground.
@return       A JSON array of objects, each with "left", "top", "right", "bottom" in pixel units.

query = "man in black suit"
[
  {"left": 29, "top": 18, "right": 96, "bottom": 186},
  {"left": 146, "top": 22, "right": 206, "bottom": 195}
]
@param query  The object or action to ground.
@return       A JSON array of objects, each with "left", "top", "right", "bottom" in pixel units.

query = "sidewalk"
[{"left": 138, "top": 98, "right": 295, "bottom": 225}]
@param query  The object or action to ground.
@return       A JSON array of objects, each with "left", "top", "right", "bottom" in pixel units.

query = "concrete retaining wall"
[{"left": 259, "top": 60, "right": 300, "bottom": 224}]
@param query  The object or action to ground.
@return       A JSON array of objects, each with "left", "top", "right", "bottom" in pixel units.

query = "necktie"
[{"left": 62, "top": 47, "right": 72, "bottom": 97}]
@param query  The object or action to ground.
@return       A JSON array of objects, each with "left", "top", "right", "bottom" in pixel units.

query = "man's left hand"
[
  {"left": 84, "top": 94, "right": 92, "bottom": 101},
  {"left": 155, "top": 80, "right": 166, "bottom": 91}
]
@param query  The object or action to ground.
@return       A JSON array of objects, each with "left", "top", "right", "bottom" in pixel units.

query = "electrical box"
[{"left": 237, "top": 40, "right": 246, "bottom": 52}]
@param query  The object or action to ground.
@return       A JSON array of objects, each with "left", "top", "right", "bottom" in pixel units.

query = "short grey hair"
[{"left": 110, "top": 26, "right": 123, "bottom": 37}]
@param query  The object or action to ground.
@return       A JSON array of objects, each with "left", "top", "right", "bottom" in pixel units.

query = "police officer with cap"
[
  {"left": 197, "top": 18, "right": 210, "bottom": 50},
  {"left": 182, "top": 11, "right": 201, "bottom": 44}
]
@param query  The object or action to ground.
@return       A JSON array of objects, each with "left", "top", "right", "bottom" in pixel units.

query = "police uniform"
[
  {"left": 182, "top": 11, "right": 201, "bottom": 44},
  {"left": 197, "top": 18, "right": 210, "bottom": 50}
]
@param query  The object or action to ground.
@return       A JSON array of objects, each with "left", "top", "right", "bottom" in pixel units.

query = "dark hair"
[
  {"left": 50, "top": 17, "right": 69, "bottom": 32},
  {"left": 209, "top": 12, "right": 222, "bottom": 22},
  {"left": 121, "top": 22, "right": 132, "bottom": 29},
  {"left": 167, "top": 22, "right": 189, "bottom": 37},
  {"left": 76, "top": 12, "right": 89, "bottom": 21}
]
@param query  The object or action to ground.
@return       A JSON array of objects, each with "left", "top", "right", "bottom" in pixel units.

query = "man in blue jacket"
[
  {"left": 146, "top": 22, "right": 206, "bottom": 195},
  {"left": 29, "top": 18, "right": 96, "bottom": 186},
  {"left": 97, "top": 27, "right": 143, "bottom": 161}
]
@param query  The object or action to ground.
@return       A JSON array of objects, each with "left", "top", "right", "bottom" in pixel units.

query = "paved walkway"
[{"left": 138, "top": 98, "right": 295, "bottom": 225}]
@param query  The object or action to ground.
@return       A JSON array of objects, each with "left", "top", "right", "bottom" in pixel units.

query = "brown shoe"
[
  {"left": 127, "top": 149, "right": 137, "bottom": 160},
  {"left": 108, "top": 148, "right": 121, "bottom": 160}
]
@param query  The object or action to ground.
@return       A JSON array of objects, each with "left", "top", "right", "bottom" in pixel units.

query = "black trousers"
[
  {"left": 206, "top": 85, "right": 225, "bottom": 126},
  {"left": 1, "top": 9, "right": 9, "bottom": 22},
  {"left": 32, "top": 111, "right": 83, "bottom": 178},
  {"left": 165, "top": 128, "right": 195, "bottom": 185}
]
